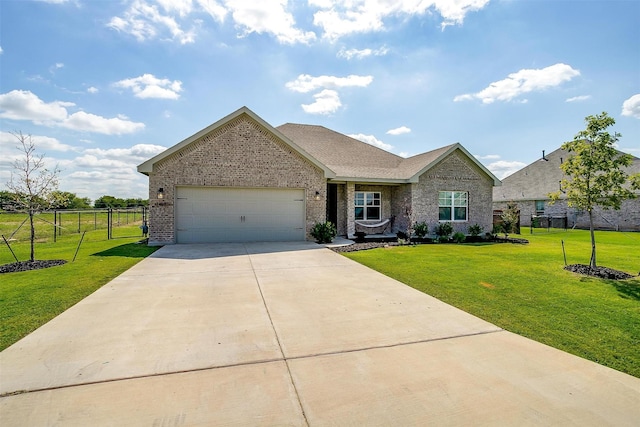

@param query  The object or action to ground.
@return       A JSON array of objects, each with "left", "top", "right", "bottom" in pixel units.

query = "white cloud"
[
  {"left": 87, "top": 87, "right": 99, "bottom": 94},
  {"left": 0, "top": 131, "right": 76, "bottom": 152},
  {"left": 0, "top": 90, "right": 145, "bottom": 135},
  {"left": 84, "top": 144, "right": 166, "bottom": 161},
  {"left": 386, "top": 126, "right": 411, "bottom": 135},
  {"left": 435, "top": 0, "right": 491, "bottom": 29},
  {"left": 156, "top": 0, "right": 193, "bottom": 17},
  {"left": 58, "top": 143, "right": 167, "bottom": 200},
  {"left": 348, "top": 133, "right": 393, "bottom": 151},
  {"left": 337, "top": 46, "right": 389, "bottom": 60},
  {"left": 286, "top": 74, "right": 373, "bottom": 93},
  {"left": 195, "top": 0, "right": 227, "bottom": 22},
  {"left": 474, "top": 154, "right": 500, "bottom": 160},
  {"left": 108, "top": 0, "right": 312, "bottom": 45},
  {"left": 621, "top": 94, "right": 640, "bottom": 119},
  {"left": 226, "top": 0, "right": 316, "bottom": 44},
  {"left": 0, "top": 46, "right": 3, "bottom": 54},
  {"left": 113, "top": 74, "right": 183, "bottom": 99},
  {"left": 0, "top": 90, "right": 73, "bottom": 122},
  {"left": 107, "top": 0, "right": 195, "bottom": 44},
  {"left": 61, "top": 111, "right": 145, "bottom": 135},
  {"left": 302, "top": 89, "right": 342, "bottom": 115},
  {"left": 287, "top": 74, "right": 373, "bottom": 115},
  {"left": 311, "top": 0, "right": 489, "bottom": 40},
  {"left": 454, "top": 63, "right": 581, "bottom": 104},
  {"left": 486, "top": 160, "right": 527, "bottom": 179},
  {"left": 565, "top": 95, "right": 590, "bottom": 103}
]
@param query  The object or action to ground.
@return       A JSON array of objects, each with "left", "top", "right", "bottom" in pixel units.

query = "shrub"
[
  {"left": 413, "top": 221, "right": 429, "bottom": 238},
  {"left": 453, "top": 232, "right": 466, "bottom": 243},
  {"left": 434, "top": 222, "right": 453, "bottom": 238},
  {"left": 468, "top": 224, "right": 483, "bottom": 236},
  {"left": 310, "top": 221, "right": 337, "bottom": 243}
]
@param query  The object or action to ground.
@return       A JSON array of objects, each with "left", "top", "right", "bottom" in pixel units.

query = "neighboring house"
[
  {"left": 493, "top": 148, "right": 640, "bottom": 231},
  {"left": 138, "top": 107, "right": 500, "bottom": 245}
]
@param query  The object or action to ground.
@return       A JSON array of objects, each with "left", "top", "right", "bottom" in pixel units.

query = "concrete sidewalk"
[{"left": 1, "top": 242, "right": 639, "bottom": 425}]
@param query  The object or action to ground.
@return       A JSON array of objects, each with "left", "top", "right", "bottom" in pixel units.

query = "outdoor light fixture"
[
  {"left": 314, "top": 191, "right": 321, "bottom": 201},
  {"left": 157, "top": 188, "right": 164, "bottom": 199}
]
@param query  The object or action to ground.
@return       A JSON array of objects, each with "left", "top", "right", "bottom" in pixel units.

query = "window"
[
  {"left": 439, "top": 191, "right": 467, "bottom": 221},
  {"left": 535, "top": 200, "right": 545, "bottom": 215},
  {"left": 355, "top": 192, "right": 381, "bottom": 220}
]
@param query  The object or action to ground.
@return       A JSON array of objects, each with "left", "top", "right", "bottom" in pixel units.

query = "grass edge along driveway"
[
  {"left": 343, "top": 229, "right": 640, "bottom": 378},
  {"left": 0, "top": 226, "right": 159, "bottom": 351}
]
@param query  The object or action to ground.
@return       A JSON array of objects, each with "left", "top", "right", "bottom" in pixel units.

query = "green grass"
[
  {"left": 343, "top": 229, "right": 640, "bottom": 378},
  {"left": 0, "top": 226, "right": 159, "bottom": 351},
  {"left": 0, "top": 209, "right": 145, "bottom": 242}
]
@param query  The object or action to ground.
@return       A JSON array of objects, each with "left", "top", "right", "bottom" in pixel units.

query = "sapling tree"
[
  {"left": 500, "top": 202, "right": 520, "bottom": 238},
  {"left": 6, "top": 132, "right": 62, "bottom": 262},
  {"left": 549, "top": 112, "right": 640, "bottom": 268}
]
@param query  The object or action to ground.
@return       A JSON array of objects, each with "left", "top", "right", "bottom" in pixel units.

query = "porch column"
[{"left": 347, "top": 182, "right": 355, "bottom": 237}]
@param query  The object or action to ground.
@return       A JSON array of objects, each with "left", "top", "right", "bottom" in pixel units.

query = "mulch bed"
[
  {"left": 331, "top": 236, "right": 529, "bottom": 253},
  {"left": 0, "top": 260, "right": 67, "bottom": 274},
  {"left": 564, "top": 264, "right": 636, "bottom": 280},
  {"left": 331, "top": 242, "right": 399, "bottom": 253}
]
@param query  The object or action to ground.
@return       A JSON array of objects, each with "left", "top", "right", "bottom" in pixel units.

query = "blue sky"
[{"left": 1, "top": 0, "right": 639, "bottom": 202}]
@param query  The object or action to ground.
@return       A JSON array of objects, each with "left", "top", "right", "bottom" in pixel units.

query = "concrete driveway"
[{"left": 1, "top": 242, "right": 639, "bottom": 426}]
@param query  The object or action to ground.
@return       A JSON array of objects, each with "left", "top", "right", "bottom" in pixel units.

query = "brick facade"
[
  {"left": 409, "top": 151, "right": 494, "bottom": 236},
  {"left": 147, "top": 116, "right": 326, "bottom": 244},
  {"left": 336, "top": 151, "right": 495, "bottom": 238}
]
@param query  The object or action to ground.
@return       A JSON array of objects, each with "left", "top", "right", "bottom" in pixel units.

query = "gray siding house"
[
  {"left": 493, "top": 148, "right": 640, "bottom": 231},
  {"left": 138, "top": 107, "right": 500, "bottom": 245}
]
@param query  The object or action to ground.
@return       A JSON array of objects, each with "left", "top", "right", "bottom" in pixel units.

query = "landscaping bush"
[
  {"left": 434, "top": 222, "right": 453, "bottom": 242},
  {"left": 468, "top": 224, "right": 483, "bottom": 236},
  {"left": 413, "top": 221, "right": 429, "bottom": 238},
  {"left": 311, "top": 221, "right": 337, "bottom": 243},
  {"left": 453, "top": 232, "right": 466, "bottom": 243}
]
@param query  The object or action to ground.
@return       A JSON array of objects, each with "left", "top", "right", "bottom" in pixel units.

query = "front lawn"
[
  {"left": 0, "top": 227, "right": 159, "bottom": 351},
  {"left": 343, "top": 229, "right": 640, "bottom": 378}
]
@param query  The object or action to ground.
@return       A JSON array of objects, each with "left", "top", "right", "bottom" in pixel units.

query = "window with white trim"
[
  {"left": 355, "top": 192, "right": 381, "bottom": 220},
  {"left": 535, "top": 200, "right": 545, "bottom": 215},
  {"left": 438, "top": 191, "right": 468, "bottom": 221}
]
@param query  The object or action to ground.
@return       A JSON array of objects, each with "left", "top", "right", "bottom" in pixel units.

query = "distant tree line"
[{"left": 0, "top": 191, "right": 148, "bottom": 211}]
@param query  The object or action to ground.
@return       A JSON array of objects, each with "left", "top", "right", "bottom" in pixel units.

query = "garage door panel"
[{"left": 176, "top": 187, "right": 306, "bottom": 243}]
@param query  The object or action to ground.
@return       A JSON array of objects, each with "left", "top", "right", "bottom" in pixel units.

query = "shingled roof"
[
  {"left": 277, "top": 123, "right": 499, "bottom": 184},
  {"left": 138, "top": 106, "right": 499, "bottom": 185},
  {"left": 493, "top": 147, "right": 640, "bottom": 201}
]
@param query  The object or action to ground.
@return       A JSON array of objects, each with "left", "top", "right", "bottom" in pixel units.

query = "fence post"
[
  {"left": 94, "top": 211, "right": 97, "bottom": 230},
  {"left": 53, "top": 209, "right": 57, "bottom": 243},
  {"left": 77, "top": 211, "right": 81, "bottom": 234}
]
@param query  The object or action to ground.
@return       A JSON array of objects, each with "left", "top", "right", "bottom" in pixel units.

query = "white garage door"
[{"left": 175, "top": 187, "right": 306, "bottom": 243}]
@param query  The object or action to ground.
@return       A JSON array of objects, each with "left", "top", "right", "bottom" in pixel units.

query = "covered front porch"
[{"left": 326, "top": 182, "right": 410, "bottom": 239}]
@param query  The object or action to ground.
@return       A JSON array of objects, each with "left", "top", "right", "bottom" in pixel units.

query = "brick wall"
[
  {"left": 147, "top": 115, "right": 326, "bottom": 244},
  {"left": 408, "top": 150, "right": 494, "bottom": 236}
]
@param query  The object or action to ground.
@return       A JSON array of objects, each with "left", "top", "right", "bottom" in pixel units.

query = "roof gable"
[
  {"left": 138, "top": 107, "right": 500, "bottom": 186},
  {"left": 137, "top": 107, "right": 335, "bottom": 178},
  {"left": 277, "top": 124, "right": 500, "bottom": 185}
]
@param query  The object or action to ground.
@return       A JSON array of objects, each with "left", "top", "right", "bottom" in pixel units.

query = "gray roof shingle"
[{"left": 277, "top": 123, "right": 460, "bottom": 181}]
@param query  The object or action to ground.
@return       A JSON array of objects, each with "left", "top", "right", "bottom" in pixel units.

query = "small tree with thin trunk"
[
  {"left": 499, "top": 202, "right": 520, "bottom": 238},
  {"left": 6, "top": 132, "right": 62, "bottom": 262},
  {"left": 549, "top": 112, "right": 640, "bottom": 269}
]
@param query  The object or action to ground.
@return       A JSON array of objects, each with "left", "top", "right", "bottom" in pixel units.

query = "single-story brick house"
[
  {"left": 493, "top": 147, "right": 640, "bottom": 231},
  {"left": 138, "top": 107, "right": 500, "bottom": 245}
]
